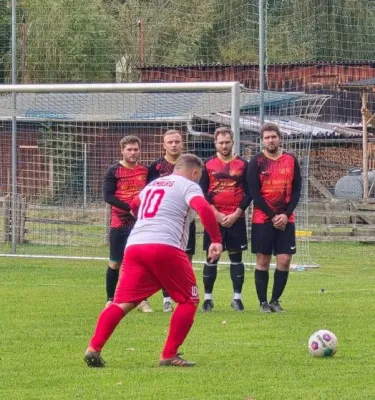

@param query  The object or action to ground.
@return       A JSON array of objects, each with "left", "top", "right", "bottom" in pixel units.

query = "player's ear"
[{"left": 192, "top": 168, "right": 202, "bottom": 182}]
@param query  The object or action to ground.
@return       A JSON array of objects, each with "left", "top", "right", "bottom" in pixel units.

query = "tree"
[{"left": 24, "top": 0, "right": 117, "bottom": 83}]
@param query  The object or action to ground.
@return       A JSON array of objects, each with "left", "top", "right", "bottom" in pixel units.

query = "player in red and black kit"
[
  {"left": 247, "top": 122, "right": 302, "bottom": 313},
  {"left": 103, "top": 135, "right": 148, "bottom": 307},
  {"left": 148, "top": 129, "right": 196, "bottom": 312},
  {"left": 200, "top": 127, "right": 251, "bottom": 312}
]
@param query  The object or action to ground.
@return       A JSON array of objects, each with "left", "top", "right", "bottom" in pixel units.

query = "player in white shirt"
[{"left": 85, "top": 154, "right": 223, "bottom": 368}]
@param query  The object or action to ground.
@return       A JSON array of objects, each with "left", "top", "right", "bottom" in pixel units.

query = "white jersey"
[{"left": 127, "top": 174, "right": 203, "bottom": 250}]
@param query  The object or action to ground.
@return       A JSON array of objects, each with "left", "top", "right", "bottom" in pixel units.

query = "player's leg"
[
  {"left": 160, "top": 222, "right": 195, "bottom": 313},
  {"left": 85, "top": 302, "right": 133, "bottom": 367},
  {"left": 202, "top": 255, "right": 218, "bottom": 312},
  {"left": 151, "top": 246, "right": 199, "bottom": 366},
  {"left": 202, "top": 227, "right": 221, "bottom": 311},
  {"left": 85, "top": 245, "right": 161, "bottom": 367},
  {"left": 226, "top": 218, "right": 247, "bottom": 311},
  {"left": 269, "top": 223, "right": 296, "bottom": 312},
  {"left": 251, "top": 222, "right": 274, "bottom": 313},
  {"left": 135, "top": 229, "right": 153, "bottom": 312},
  {"left": 162, "top": 288, "right": 173, "bottom": 313},
  {"left": 185, "top": 219, "right": 196, "bottom": 259},
  {"left": 106, "top": 227, "right": 128, "bottom": 304},
  {"left": 228, "top": 252, "right": 245, "bottom": 311},
  {"left": 160, "top": 221, "right": 196, "bottom": 313}
]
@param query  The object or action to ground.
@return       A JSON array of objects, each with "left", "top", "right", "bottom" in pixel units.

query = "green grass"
[{"left": 0, "top": 242, "right": 374, "bottom": 400}]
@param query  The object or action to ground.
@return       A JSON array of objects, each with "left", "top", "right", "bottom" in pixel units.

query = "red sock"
[
  {"left": 161, "top": 302, "right": 197, "bottom": 359},
  {"left": 89, "top": 304, "right": 125, "bottom": 351}
]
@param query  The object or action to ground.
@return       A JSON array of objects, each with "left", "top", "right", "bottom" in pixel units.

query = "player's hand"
[
  {"left": 221, "top": 209, "right": 241, "bottom": 228},
  {"left": 272, "top": 214, "right": 288, "bottom": 230},
  {"left": 221, "top": 213, "right": 238, "bottom": 228},
  {"left": 215, "top": 211, "right": 226, "bottom": 224},
  {"left": 208, "top": 243, "right": 223, "bottom": 263}
]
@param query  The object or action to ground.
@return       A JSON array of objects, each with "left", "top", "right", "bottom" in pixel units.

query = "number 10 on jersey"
[{"left": 140, "top": 189, "right": 165, "bottom": 219}]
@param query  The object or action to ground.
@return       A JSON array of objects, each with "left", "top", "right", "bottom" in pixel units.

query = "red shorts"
[{"left": 113, "top": 244, "right": 199, "bottom": 305}]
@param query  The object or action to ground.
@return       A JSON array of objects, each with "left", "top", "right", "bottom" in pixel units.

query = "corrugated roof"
[
  {"left": 339, "top": 77, "right": 375, "bottom": 88},
  {"left": 0, "top": 90, "right": 315, "bottom": 122}
]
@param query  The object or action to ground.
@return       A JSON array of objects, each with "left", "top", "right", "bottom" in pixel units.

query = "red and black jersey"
[
  {"left": 103, "top": 162, "right": 148, "bottom": 228},
  {"left": 247, "top": 151, "right": 302, "bottom": 224},
  {"left": 200, "top": 155, "right": 251, "bottom": 215},
  {"left": 148, "top": 157, "right": 175, "bottom": 181}
]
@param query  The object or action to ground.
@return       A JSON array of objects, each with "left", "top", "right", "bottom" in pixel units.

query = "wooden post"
[
  {"left": 14, "top": 194, "right": 21, "bottom": 244},
  {"left": 362, "top": 92, "right": 369, "bottom": 199},
  {"left": 19, "top": 196, "right": 27, "bottom": 243},
  {"left": 104, "top": 203, "right": 111, "bottom": 245},
  {"left": 49, "top": 156, "right": 54, "bottom": 198},
  {"left": 7, "top": 168, "right": 11, "bottom": 193},
  {"left": 3, "top": 195, "right": 11, "bottom": 242},
  {"left": 138, "top": 19, "right": 145, "bottom": 67}
]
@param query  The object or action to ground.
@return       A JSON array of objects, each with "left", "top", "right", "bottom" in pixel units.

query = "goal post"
[{"left": 0, "top": 81, "right": 317, "bottom": 268}]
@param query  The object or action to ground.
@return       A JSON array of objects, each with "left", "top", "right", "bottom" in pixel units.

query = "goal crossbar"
[{"left": 0, "top": 82, "right": 239, "bottom": 93}]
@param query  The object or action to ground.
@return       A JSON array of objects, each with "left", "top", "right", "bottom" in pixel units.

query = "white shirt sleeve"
[{"left": 183, "top": 181, "right": 204, "bottom": 206}]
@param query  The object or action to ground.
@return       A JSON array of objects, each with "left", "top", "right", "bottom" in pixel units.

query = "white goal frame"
[{"left": 0, "top": 81, "right": 241, "bottom": 258}]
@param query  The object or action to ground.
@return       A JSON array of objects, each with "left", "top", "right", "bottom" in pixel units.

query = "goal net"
[{"left": 0, "top": 83, "right": 328, "bottom": 267}]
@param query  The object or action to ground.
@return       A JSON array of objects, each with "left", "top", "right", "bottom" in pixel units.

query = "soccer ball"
[{"left": 308, "top": 330, "right": 338, "bottom": 357}]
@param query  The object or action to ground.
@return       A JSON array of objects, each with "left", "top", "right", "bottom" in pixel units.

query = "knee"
[
  {"left": 276, "top": 254, "right": 292, "bottom": 271},
  {"left": 229, "top": 252, "right": 242, "bottom": 264},
  {"left": 177, "top": 298, "right": 199, "bottom": 310},
  {"left": 256, "top": 254, "right": 271, "bottom": 270}
]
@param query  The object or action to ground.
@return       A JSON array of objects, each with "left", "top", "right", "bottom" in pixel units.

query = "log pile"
[{"left": 309, "top": 146, "right": 363, "bottom": 198}]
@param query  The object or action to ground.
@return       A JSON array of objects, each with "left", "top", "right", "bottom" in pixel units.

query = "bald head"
[
  {"left": 174, "top": 154, "right": 204, "bottom": 183},
  {"left": 174, "top": 154, "right": 204, "bottom": 170}
]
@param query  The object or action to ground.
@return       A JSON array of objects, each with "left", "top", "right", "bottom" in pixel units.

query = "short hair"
[
  {"left": 260, "top": 122, "right": 281, "bottom": 138},
  {"left": 119, "top": 135, "right": 141, "bottom": 150},
  {"left": 174, "top": 154, "right": 204, "bottom": 170},
  {"left": 214, "top": 127, "right": 234, "bottom": 141},
  {"left": 163, "top": 129, "right": 182, "bottom": 139}
]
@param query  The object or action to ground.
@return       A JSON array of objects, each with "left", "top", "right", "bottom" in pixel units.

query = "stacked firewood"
[{"left": 309, "top": 147, "right": 363, "bottom": 193}]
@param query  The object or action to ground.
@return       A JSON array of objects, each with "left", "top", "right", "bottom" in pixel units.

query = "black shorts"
[
  {"left": 203, "top": 218, "right": 248, "bottom": 252},
  {"left": 251, "top": 222, "right": 296, "bottom": 255},
  {"left": 109, "top": 227, "right": 132, "bottom": 262},
  {"left": 186, "top": 220, "right": 196, "bottom": 255}
]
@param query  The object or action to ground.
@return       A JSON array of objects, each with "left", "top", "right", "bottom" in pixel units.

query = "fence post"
[
  {"left": 20, "top": 196, "right": 27, "bottom": 243},
  {"left": 3, "top": 195, "right": 11, "bottom": 242},
  {"left": 2, "top": 194, "right": 27, "bottom": 244},
  {"left": 104, "top": 203, "right": 111, "bottom": 245}
]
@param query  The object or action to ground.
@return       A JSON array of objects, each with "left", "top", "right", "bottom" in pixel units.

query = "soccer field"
[{"left": 0, "top": 242, "right": 374, "bottom": 400}]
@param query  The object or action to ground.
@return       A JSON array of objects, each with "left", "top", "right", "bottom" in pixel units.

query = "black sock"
[
  {"left": 230, "top": 263, "right": 245, "bottom": 294},
  {"left": 162, "top": 289, "right": 169, "bottom": 298},
  {"left": 271, "top": 269, "right": 289, "bottom": 303},
  {"left": 203, "top": 262, "right": 217, "bottom": 294},
  {"left": 254, "top": 269, "right": 269, "bottom": 304},
  {"left": 106, "top": 266, "right": 119, "bottom": 301}
]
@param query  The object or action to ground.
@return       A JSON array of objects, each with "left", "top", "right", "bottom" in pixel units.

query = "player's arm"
[
  {"left": 130, "top": 195, "right": 141, "bottom": 218},
  {"left": 103, "top": 167, "right": 131, "bottom": 211},
  {"left": 148, "top": 160, "right": 159, "bottom": 183},
  {"left": 199, "top": 165, "right": 211, "bottom": 201},
  {"left": 273, "top": 157, "right": 302, "bottom": 230},
  {"left": 247, "top": 155, "right": 276, "bottom": 220},
  {"left": 222, "top": 161, "right": 252, "bottom": 227},
  {"left": 239, "top": 160, "right": 252, "bottom": 211},
  {"left": 190, "top": 196, "right": 221, "bottom": 243},
  {"left": 200, "top": 165, "right": 225, "bottom": 222},
  {"left": 190, "top": 195, "right": 222, "bottom": 262},
  {"left": 285, "top": 156, "right": 302, "bottom": 217}
]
